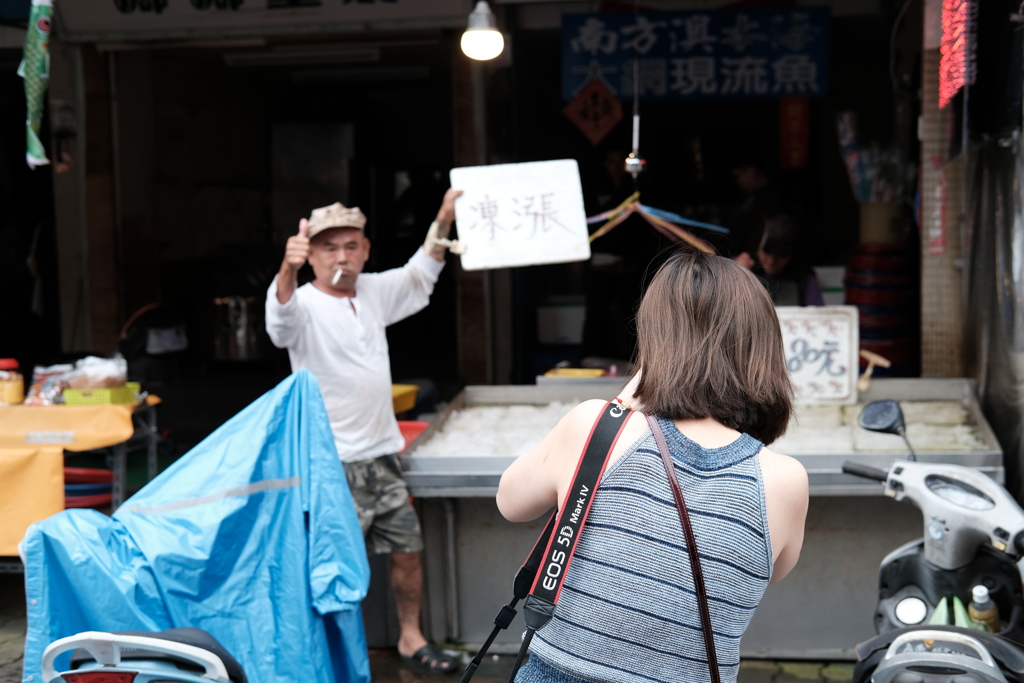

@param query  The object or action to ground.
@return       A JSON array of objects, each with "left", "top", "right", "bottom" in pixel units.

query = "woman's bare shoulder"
[
  {"left": 758, "top": 446, "right": 809, "bottom": 578},
  {"left": 758, "top": 447, "right": 809, "bottom": 496},
  {"left": 758, "top": 446, "right": 805, "bottom": 471},
  {"left": 567, "top": 398, "right": 610, "bottom": 419},
  {"left": 547, "top": 399, "right": 612, "bottom": 449}
]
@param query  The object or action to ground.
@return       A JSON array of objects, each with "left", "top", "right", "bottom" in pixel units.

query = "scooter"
[
  {"left": 41, "top": 628, "right": 247, "bottom": 683},
  {"left": 842, "top": 400, "right": 1024, "bottom": 683}
]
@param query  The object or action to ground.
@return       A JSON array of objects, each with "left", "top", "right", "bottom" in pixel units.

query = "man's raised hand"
[
  {"left": 284, "top": 219, "right": 311, "bottom": 271},
  {"left": 276, "top": 219, "right": 310, "bottom": 304},
  {"left": 435, "top": 188, "right": 463, "bottom": 224}
]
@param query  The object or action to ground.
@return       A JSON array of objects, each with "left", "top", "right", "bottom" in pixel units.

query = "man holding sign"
[{"left": 265, "top": 189, "right": 461, "bottom": 674}]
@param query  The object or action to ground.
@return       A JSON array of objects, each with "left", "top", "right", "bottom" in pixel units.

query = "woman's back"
[
  {"left": 497, "top": 251, "right": 808, "bottom": 683},
  {"left": 517, "top": 417, "right": 772, "bottom": 683}
]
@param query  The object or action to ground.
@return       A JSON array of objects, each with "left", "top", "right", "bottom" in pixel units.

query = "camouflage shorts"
[{"left": 343, "top": 455, "right": 424, "bottom": 555}]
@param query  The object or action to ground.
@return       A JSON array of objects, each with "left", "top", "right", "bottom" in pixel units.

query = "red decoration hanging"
[
  {"left": 779, "top": 97, "right": 809, "bottom": 169},
  {"left": 562, "top": 78, "right": 623, "bottom": 146}
]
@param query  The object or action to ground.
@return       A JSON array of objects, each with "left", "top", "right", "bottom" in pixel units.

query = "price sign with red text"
[{"left": 777, "top": 306, "right": 859, "bottom": 404}]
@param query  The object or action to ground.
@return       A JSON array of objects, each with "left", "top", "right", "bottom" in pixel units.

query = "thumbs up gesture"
[{"left": 284, "top": 219, "right": 311, "bottom": 272}]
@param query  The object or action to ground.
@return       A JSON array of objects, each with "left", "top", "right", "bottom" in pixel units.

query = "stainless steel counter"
[
  {"left": 384, "top": 378, "right": 1007, "bottom": 658},
  {"left": 402, "top": 379, "right": 1003, "bottom": 498}
]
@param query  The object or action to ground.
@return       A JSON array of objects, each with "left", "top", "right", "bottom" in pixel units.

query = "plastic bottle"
[
  {"left": 969, "top": 585, "right": 1001, "bottom": 633},
  {"left": 0, "top": 358, "right": 23, "bottom": 406}
]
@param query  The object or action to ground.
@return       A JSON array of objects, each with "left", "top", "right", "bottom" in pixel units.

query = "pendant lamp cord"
[{"left": 631, "top": 0, "right": 640, "bottom": 192}]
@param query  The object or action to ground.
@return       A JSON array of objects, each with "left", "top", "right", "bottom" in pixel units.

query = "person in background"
[
  {"left": 742, "top": 214, "right": 824, "bottom": 307},
  {"left": 497, "top": 250, "right": 808, "bottom": 683},
  {"left": 726, "top": 151, "right": 790, "bottom": 262},
  {"left": 265, "top": 190, "right": 462, "bottom": 674}
]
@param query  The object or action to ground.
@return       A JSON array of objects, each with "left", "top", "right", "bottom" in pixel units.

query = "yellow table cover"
[
  {"left": 0, "top": 447, "right": 63, "bottom": 555},
  {"left": 0, "top": 404, "right": 135, "bottom": 451},
  {"left": 0, "top": 402, "right": 147, "bottom": 556}
]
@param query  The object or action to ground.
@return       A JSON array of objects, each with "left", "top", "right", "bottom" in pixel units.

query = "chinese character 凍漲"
[
  {"left": 513, "top": 194, "right": 569, "bottom": 237},
  {"left": 571, "top": 17, "right": 618, "bottom": 55},
  {"left": 467, "top": 195, "right": 506, "bottom": 240},
  {"left": 669, "top": 57, "right": 717, "bottom": 95},
  {"left": 720, "top": 56, "right": 768, "bottom": 94}
]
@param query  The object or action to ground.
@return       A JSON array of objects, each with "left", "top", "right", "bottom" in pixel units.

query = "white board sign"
[
  {"left": 777, "top": 305, "right": 859, "bottom": 405},
  {"left": 450, "top": 160, "right": 591, "bottom": 271}
]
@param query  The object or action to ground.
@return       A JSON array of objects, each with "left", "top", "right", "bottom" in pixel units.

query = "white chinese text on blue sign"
[{"left": 562, "top": 8, "right": 830, "bottom": 101}]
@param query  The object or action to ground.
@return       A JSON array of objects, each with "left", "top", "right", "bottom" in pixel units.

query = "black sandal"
[{"left": 401, "top": 643, "right": 459, "bottom": 674}]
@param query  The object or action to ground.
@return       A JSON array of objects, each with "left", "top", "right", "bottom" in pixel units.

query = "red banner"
[
  {"left": 939, "top": 0, "right": 977, "bottom": 109},
  {"left": 779, "top": 97, "right": 809, "bottom": 169}
]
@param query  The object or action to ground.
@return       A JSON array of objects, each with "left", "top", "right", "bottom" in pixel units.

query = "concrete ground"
[
  {"left": 366, "top": 653, "right": 855, "bottom": 683},
  {"left": 0, "top": 570, "right": 854, "bottom": 683},
  {"left": 0, "top": 575, "right": 25, "bottom": 683}
]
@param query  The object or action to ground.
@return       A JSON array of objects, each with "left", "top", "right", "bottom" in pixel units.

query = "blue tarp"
[{"left": 20, "top": 370, "right": 371, "bottom": 683}]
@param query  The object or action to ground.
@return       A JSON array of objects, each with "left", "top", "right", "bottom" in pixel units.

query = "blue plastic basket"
[{"left": 64, "top": 482, "right": 113, "bottom": 496}]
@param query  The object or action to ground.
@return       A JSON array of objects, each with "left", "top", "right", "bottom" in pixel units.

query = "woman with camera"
[{"left": 497, "top": 250, "right": 809, "bottom": 683}]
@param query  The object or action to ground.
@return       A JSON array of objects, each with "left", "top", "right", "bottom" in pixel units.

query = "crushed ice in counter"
[{"left": 412, "top": 402, "right": 575, "bottom": 457}]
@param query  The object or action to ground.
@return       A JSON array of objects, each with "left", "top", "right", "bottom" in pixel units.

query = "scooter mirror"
[{"left": 858, "top": 400, "right": 906, "bottom": 435}]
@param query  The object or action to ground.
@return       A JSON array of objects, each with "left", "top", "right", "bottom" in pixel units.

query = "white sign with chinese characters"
[
  {"left": 777, "top": 305, "right": 859, "bottom": 405},
  {"left": 450, "top": 160, "right": 592, "bottom": 271}
]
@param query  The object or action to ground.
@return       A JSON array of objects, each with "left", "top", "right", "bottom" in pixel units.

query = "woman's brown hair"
[{"left": 633, "top": 250, "right": 793, "bottom": 444}]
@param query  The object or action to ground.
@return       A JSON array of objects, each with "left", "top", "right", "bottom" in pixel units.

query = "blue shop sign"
[{"left": 561, "top": 8, "right": 830, "bottom": 101}]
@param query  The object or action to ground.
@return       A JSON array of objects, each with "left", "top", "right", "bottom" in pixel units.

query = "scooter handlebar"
[{"left": 841, "top": 461, "right": 889, "bottom": 482}]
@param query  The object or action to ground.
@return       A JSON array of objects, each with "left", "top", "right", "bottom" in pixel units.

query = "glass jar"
[{"left": 0, "top": 358, "right": 24, "bottom": 406}]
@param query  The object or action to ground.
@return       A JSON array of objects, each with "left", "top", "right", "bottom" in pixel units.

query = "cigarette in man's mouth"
[{"left": 331, "top": 269, "right": 342, "bottom": 286}]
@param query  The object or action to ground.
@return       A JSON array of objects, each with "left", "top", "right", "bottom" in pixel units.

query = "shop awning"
[{"left": 54, "top": 0, "right": 467, "bottom": 44}]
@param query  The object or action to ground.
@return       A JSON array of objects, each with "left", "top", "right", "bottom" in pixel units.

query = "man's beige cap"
[{"left": 307, "top": 202, "right": 367, "bottom": 238}]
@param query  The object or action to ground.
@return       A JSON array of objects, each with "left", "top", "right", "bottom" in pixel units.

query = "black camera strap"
[{"left": 460, "top": 401, "right": 632, "bottom": 683}]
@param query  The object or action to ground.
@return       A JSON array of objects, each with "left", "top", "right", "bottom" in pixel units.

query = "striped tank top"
[{"left": 516, "top": 416, "right": 773, "bottom": 683}]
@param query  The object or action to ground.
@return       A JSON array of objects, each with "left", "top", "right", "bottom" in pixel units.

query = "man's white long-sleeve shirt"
[{"left": 265, "top": 247, "right": 445, "bottom": 463}]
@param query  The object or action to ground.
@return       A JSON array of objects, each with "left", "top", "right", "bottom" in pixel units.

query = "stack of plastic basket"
[
  {"left": 844, "top": 242, "right": 917, "bottom": 376},
  {"left": 64, "top": 467, "right": 113, "bottom": 508}
]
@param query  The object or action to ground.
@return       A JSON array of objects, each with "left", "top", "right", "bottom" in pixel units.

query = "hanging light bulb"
[{"left": 461, "top": 1, "right": 504, "bottom": 61}]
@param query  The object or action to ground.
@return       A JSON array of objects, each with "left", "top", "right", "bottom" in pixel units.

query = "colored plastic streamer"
[
  {"left": 638, "top": 204, "right": 729, "bottom": 235},
  {"left": 586, "top": 192, "right": 716, "bottom": 253}
]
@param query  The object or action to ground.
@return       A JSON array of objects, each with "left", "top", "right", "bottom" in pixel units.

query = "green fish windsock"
[{"left": 17, "top": 0, "right": 53, "bottom": 169}]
